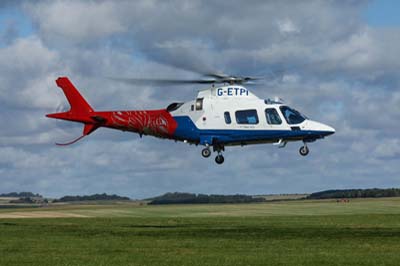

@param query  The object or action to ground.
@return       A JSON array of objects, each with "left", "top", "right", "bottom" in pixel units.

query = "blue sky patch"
[
  {"left": 365, "top": 0, "right": 400, "bottom": 27},
  {"left": 0, "top": 7, "right": 34, "bottom": 46}
]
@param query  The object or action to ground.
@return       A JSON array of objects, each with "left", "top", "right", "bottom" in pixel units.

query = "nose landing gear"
[{"left": 299, "top": 144, "right": 309, "bottom": 156}]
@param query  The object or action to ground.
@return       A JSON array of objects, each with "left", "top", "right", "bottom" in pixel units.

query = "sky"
[{"left": 0, "top": 0, "right": 399, "bottom": 199}]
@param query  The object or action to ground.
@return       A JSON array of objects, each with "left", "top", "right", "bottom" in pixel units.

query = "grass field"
[{"left": 1, "top": 198, "right": 400, "bottom": 265}]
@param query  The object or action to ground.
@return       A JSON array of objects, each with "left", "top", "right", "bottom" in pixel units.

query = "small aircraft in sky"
[{"left": 46, "top": 74, "right": 335, "bottom": 164}]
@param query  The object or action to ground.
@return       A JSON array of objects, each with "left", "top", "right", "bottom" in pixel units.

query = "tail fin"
[
  {"left": 46, "top": 77, "right": 104, "bottom": 146},
  {"left": 55, "top": 77, "right": 93, "bottom": 114},
  {"left": 46, "top": 77, "right": 94, "bottom": 123}
]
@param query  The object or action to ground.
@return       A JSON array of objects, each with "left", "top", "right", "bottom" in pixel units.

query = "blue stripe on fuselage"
[{"left": 173, "top": 116, "right": 332, "bottom": 145}]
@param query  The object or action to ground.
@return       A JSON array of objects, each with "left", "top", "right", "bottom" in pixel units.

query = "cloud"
[
  {"left": 277, "top": 18, "right": 300, "bottom": 35},
  {"left": 25, "top": 0, "right": 125, "bottom": 43},
  {"left": 0, "top": 36, "right": 61, "bottom": 108},
  {"left": 0, "top": 0, "right": 399, "bottom": 198}
]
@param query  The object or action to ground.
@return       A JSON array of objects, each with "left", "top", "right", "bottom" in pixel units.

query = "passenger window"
[
  {"left": 265, "top": 108, "right": 282, "bottom": 125},
  {"left": 235, "top": 109, "right": 259, "bottom": 124},
  {"left": 191, "top": 105, "right": 194, "bottom": 111},
  {"left": 195, "top": 98, "right": 203, "bottom": 111},
  {"left": 224, "top": 111, "right": 231, "bottom": 124}
]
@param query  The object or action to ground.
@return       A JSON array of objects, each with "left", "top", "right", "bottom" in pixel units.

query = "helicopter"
[{"left": 46, "top": 73, "right": 335, "bottom": 164}]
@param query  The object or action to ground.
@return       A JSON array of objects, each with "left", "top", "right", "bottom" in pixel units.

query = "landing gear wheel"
[
  {"left": 215, "top": 154, "right": 224, "bottom": 164},
  {"left": 299, "top": 146, "right": 309, "bottom": 156},
  {"left": 201, "top": 148, "right": 211, "bottom": 158}
]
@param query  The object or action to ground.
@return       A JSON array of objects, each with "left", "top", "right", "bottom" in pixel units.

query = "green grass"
[{"left": 1, "top": 198, "right": 400, "bottom": 265}]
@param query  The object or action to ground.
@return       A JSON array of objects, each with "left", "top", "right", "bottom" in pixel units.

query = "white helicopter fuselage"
[{"left": 169, "top": 85, "right": 335, "bottom": 151}]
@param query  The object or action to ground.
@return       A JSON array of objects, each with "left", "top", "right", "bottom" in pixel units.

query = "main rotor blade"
[
  {"left": 108, "top": 75, "right": 268, "bottom": 87},
  {"left": 108, "top": 77, "right": 217, "bottom": 86},
  {"left": 203, "top": 73, "right": 229, "bottom": 79}
]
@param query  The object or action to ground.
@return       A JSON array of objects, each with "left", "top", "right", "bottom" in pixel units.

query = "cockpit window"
[{"left": 279, "top": 106, "right": 306, "bottom": 124}]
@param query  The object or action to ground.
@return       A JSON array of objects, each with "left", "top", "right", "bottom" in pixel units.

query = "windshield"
[{"left": 279, "top": 106, "right": 306, "bottom": 124}]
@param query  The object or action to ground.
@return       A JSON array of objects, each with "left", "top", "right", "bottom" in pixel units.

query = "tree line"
[
  {"left": 148, "top": 192, "right": 266, "bottom": 205},
  {"left": 53, "top": 193, "right": 130, "bottom": 202},
  {"left": 307, "top": 188, "right": 400, "bottom": 199},
  {"left": 3, "top": 188, "right": 400, "bottom": 204},
  {"left": 0, "top": 192, "right": 42, "bottom": 198}
]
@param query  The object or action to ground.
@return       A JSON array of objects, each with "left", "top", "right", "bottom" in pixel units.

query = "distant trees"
[
  {"left": 0, "top": 192, "right": 42, "bottom": 198},
  {"left": 307, "top": 188, "right": 400, "bottom": 199},
  {"left": 53, "top": 193, "right": 130, "bottom": 202},
  {"left": 3, "top": 188, "right": 400, "bottom": 205},
  {"left": 148, "top": 192, "right": 266, "bottom": 205}
]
